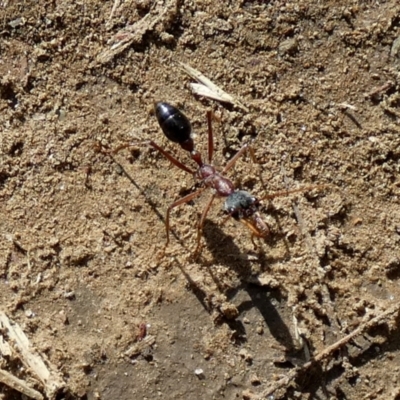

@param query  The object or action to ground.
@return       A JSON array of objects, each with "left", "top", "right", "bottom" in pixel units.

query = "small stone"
[
  {"left": 279, "top": 38, "right": 299, "bottom": 56},
  {"left": 220, "top": 302, "right": 239, "bottom": 320},
  {"left": 9, "top": 17, "right": 25, "bottom": 28},
  {"left": 249, "top": 374, "right": 261, "bottom": 385},
  {"left": 194, "top": 368, "right": 205, "bottom": 379},
  {"left": 256, "top": 326, "right": 264, "bottom": 335},
  {"left": 239, "top": 349, "right": 253, "bottom": 363},
  {"left": 58, "top": 310, "right": 69, "bottom": 325},
  {"left": 63, "top": 291, "right": 75, "bottom": 300},
  {"left": 391, "top": 36, "right": 400, "bottom": 58},
  {"left": 25, "top": 309, "right": 35, "bottom": 318},
  {"left": 242, "top": 389, "right": 256, "bottom": 399}
]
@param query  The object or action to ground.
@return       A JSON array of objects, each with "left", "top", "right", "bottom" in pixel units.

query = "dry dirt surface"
[{"left": 1, "top": 1, "right": 400, "bottom": 399}]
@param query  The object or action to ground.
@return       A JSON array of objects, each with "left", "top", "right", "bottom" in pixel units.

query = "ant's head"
[
  {"left": 224, "top": 190, "right": 259, "bottom": 220},
  {"left": 155, "top": 102, "right": 194, "bottom": 152}
]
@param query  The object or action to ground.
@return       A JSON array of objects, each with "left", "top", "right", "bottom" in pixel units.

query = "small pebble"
[
  {"left": 194, "top": 368, "right": 205, "bottom": 379},
  {"left": 239, "top": 349, "right": 253, "bottom": 363},
  {"left": 63, "top": 291, "right": 75, "bottom": 300},
  {"left": 9, "top": 17, "right": 25, "bottom": 28},
  {"left": 256, "top": 326, "right": 264, "bottom": 335},
  {"left": 250, "top": 373, "right": 261, "bottom": 385}
]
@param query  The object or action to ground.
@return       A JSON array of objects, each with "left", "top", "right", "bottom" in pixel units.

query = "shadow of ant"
[
  {"left": 201, "top": 219, "right": 299, "bottom": 354},
  {"left": 108, "top": 152, "right": 306, "bottom": 359}
]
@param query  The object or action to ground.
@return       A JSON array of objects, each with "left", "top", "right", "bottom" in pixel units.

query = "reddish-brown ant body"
[
  {"left": 154, "top": 102, "right": 321, "bottom": 254},
  {"left": 112, "top": 102, "right": 323, "bottom": 255}
]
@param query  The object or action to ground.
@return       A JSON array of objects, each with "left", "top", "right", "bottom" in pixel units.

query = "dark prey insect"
[{"left": 111, "top": 102, "right": 323, "bottom": 255}]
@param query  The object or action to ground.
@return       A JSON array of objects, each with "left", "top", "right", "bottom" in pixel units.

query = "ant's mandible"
[{"left": 112, "top": 102, "right": 323, "bottom": 256}]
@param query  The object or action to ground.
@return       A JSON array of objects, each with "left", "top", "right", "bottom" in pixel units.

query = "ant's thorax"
[{"left": 189, "top": 150, "right": 235, "bottom": 197}]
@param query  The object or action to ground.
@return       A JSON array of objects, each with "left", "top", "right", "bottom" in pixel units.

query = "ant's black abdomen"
[{"left": 155, "top": 102, "right": 193, "bottom": 147}]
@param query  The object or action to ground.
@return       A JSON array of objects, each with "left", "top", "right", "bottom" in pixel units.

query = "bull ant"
[{"left": 111, "top": 102, "right": 324, "bottom": 256}]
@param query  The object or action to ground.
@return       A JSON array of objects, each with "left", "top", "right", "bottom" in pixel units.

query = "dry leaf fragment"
[{"left": 179, "top": 62, "right": 249, "bottom": 111}]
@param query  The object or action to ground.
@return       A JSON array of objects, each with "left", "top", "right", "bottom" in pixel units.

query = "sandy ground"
[{"left": 1, "top": 1, "right": 400, "bottom": 399}]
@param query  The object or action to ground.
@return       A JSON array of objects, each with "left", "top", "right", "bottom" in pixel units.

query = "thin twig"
[
  {"left": 97, "top": 0, "right": 176, "bottom": 64},
  {"left": 0, "top": 312, "right": 65, "bottom": 399},
  {"left": 0, "top": 369, "right": 43, "bottom": 400},
  {"left": 108, "top": 0, "right": 121, "bottom": 21},
  {"left": 365, "top": 80, "right": 394, "bottom": 99}
]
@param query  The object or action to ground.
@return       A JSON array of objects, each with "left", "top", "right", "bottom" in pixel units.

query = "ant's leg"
[
  {"left": 193, "top": 193, "right": 216, "bottom": 256},
  {"left": 110, "top": 140, "right": 195, "bottom": 175},
  {"left": 206, "top": 110, "right": 214, "bottom": 163},
  {"left": 164, "top": 188, "right": 207, "bottom": 249},
  {"left": 250, "top": 233, "right": 259, "bottom": 250},
  {"left": 222, "top": 143, "right": 254, "bottom": 174},
  {"left": 148, "top": 141, "right": 195, "bottom": 174},
  {"left": 219, "top": 213, "right": 231, "bottom": 227},
  {"left": 259, "top": 185, "right": 328, "bottom": 202}
]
